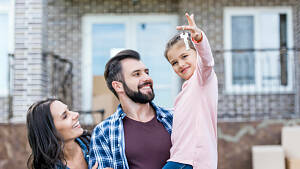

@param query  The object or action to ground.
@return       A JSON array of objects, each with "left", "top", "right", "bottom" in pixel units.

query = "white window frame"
[
  {"left": 81, "top": 14, "right": 179, "bottom": 110},
  {"left": 0, "top": 0, "right": 14, "bottom": 97},
  {"left": 224, "top": 7, "right": 294, "bottom": 94}
]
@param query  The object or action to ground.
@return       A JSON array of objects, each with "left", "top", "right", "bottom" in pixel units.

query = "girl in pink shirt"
[{"left": 162, "top": 13, "right": 218, "bottom": 169}]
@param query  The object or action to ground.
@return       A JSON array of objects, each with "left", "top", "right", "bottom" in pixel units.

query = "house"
[{"left": 0, "top": 0, "right": 299, "bottom": 168}]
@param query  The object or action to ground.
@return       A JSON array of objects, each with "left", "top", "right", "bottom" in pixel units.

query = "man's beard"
[{"left": 122, "top": 81, "right": 155, "bottom": 104}]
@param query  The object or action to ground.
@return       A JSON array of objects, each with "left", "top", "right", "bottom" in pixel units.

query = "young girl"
[{"left": 162, "top": 13, "right": 218, "bottom": 169}]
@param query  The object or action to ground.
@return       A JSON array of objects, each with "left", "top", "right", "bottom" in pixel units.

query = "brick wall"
[
  {"left": 178, "top": 0, "right": 300, "bottom": 120},
  {"left": 0, "top": 98, "right": 9, "bottom": 122},
  {"left": 46, "top": 0, "right": 179, "bottom": 111},
  {"left": 13, "top": 0, "right": 47, "bottom": 123},
  {"left": 44, "top": 0, "right": 300, "bottom": 118},
  {"left": 9, "top": 0, "right": 300, "bottom": 122},
  {"left": 295, "top": 1, "right": 300, "bottom": 115}
]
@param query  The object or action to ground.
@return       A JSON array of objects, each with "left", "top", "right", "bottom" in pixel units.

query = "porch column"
[{"left": 12, "top": 0, "right": 48, "bottom": 123}]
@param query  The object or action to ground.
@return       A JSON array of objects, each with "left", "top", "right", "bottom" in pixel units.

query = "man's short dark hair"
[{"left": 104, "top": 49, "right": 141, "bottom": 97}]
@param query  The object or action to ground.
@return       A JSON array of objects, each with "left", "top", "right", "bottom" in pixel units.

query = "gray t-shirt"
[{"left": 123, "top": 115, "right": 172, "bottom": 169}]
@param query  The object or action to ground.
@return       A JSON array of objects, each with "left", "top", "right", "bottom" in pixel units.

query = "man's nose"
[{"left": 141, "top": 73, "right": 152, "bottom": 82}]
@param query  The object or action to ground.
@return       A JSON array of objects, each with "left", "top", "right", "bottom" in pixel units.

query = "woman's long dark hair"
[{"left": 26, "top": 98, "right": 66, "bottom": 169}]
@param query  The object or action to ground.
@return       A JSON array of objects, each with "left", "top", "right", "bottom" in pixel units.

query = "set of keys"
[{"left": 180, "top": 31, "right": 190, "bottom": 51}]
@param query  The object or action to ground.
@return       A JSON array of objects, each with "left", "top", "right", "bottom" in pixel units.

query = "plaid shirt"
[{"left": 88, "top": 102, "right": 173, "bottom": 169}]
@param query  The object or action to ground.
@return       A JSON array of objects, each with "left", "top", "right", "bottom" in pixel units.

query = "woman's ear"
[{"left": 112, "top": 81, "right": 124, "bottom": 93}]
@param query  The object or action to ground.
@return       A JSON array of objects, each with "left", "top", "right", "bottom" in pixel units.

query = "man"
[{"left": 89, "top": 49, "right": 173, "bottom": 169}]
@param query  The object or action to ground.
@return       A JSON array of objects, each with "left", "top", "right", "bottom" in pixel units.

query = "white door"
[
  {"left": 0, "top": 13, "right": 9, "bottom": 96},
  {"left": 82, "top": 14, "right": 179, "bottom": 110},
  {"left": 0, "top": 0, "right": 14, "bottom": 97}
]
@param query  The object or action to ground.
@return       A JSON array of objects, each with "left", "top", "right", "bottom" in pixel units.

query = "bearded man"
[{"left": 89, "top": 50, "right": 173, "bottom": 169}]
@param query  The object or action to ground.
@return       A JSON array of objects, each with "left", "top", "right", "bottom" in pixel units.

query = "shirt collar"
[
  {"left": 116, "top": 101, "right": 167, "bottom": 119},
  {"left": 75, "top": 138, "right": 89, "bottom": 162}
]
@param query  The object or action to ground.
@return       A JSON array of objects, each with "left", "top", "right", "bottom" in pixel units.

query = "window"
[
  {"left": 224, "top": 7, "right": 294, "bottom": 94},
  {"left": 82, "top": 15, "right": 179, "bottom": 110},
  {"left": 0, "top": 0, "right": 14, "bottom": 96}
]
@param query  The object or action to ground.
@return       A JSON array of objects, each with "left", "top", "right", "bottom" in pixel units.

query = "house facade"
[
  {"left": 1, "top": 0, "right": 299, "bottom": 123},
  {"left": 0, "top": 0, "right": 299, "bottom": 168}
]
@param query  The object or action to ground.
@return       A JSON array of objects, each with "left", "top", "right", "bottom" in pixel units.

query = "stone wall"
[
  {"left": 218, "top": 119, "right": 300, "bottom": 169},
  {"left": 0, "top": 124, "right": 30, "bottom": 169},
  {"left": 2, "top": 120, "right": 300, "bottom": 169}
]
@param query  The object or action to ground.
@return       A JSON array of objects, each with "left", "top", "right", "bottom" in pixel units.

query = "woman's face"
[{"left": 50, "top": 100, "right": 83, "bottom": 141}]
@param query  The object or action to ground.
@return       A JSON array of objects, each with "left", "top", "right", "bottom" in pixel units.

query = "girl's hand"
[
  {"left": 92, "top": 161, "right": 98, "bottom": 169},
  {"left": 176, "top": 13, "right": 203, "bottom": 42}
]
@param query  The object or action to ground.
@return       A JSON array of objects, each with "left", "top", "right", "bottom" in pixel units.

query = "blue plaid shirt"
[{"left": 88, "top": 102, "right": 173, "bottom": 169}]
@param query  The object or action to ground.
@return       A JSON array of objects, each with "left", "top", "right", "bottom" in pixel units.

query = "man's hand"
[
  {"left": 92, "top": 162, "right": 98, "bottom": 169},
  {"left": 91, "top": 161, "right": 113, "bottom": 169}
]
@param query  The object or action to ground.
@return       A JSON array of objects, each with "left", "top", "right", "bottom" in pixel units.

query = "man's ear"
[{"left": 112, "top": 81, "right": 124, "bottom": 93}]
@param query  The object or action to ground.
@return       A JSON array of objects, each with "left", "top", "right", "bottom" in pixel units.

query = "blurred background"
[{"left": 0, "top": 0, "right": 300, "bottom": 168}]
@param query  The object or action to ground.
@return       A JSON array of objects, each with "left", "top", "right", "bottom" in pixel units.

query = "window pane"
[
  {"left": 137, "top": 22, "right": 175, "bottom": 108},
  {"left": 0, "top": 13, "right": 9, "bottom": 95},
  {"left": 280, "top": 14, "right": 288, "bottom": 86},
  {"left": 259, "top": 13, "right": 281, "bottom": 87},
  {"left": 231, "top": 16, "right": 255, "bottom": 85},
  {"left": 92, "top": 24, "right": 125, "bottom": 75},
  {"left": 0, "top": 0, "right": 10, "bottom": 4}
]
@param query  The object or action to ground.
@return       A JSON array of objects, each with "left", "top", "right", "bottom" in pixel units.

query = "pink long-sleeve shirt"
[{"left": 168, "top": 32, "right": 218, "bottom": 169}]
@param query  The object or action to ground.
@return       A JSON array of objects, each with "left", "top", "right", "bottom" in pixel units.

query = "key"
[{"left": 180, "top": 32, "right": 190, "bottom": 50}]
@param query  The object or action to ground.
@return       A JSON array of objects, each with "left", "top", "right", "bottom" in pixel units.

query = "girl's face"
[
  {"left": 167, "top": 40, "right": 197, "bottom": 80},
  {"left": 50, "top": 100, "right": 83, "bottom": 142}
]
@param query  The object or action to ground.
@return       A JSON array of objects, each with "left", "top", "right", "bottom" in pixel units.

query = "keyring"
[{"left": 182, "top": 26, "right": 185, "bottom": 35}]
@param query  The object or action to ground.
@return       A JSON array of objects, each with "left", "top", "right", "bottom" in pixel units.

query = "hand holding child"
[{"left": 92, "top": 161, "right": 98, "bottom": 169}]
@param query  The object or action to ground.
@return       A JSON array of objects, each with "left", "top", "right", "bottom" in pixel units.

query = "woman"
[{"left": 26, "top": 98, "right": 98, "bottom": 169}]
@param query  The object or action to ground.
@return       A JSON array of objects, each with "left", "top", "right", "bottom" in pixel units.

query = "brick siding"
[
  {"left": 12, "top": 0, "right": 47, "bottom": 123},
  {"left": 10, "top": 0, "right": 300, "bottom": 122}
]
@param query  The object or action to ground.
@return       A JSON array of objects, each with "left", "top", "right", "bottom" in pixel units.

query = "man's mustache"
[{"left": 138, "top": 82, "right": 153, "bottom": 89}]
